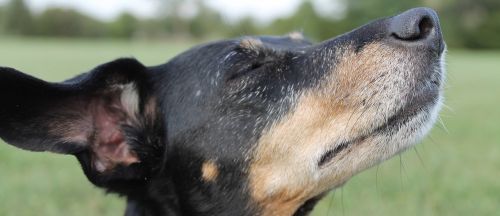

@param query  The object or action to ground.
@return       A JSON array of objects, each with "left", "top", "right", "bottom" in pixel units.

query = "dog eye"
[{"left": 226, "top": 61, "right": 269, "bottom": 81}]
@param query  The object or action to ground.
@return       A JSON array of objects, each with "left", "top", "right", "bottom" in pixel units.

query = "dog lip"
[
  {"left": 375, "top": 86, "right": 440, "bottom": 135},
  {"left": 318, "top": 85, "right": 440, "bottom": 168},
  {"left": 318, "top": 140, "right": 351, "bottom": 167}
]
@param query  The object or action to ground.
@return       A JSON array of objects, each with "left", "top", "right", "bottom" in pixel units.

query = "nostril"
[
  {"left": 389, "top": 8, "right": 443, "bottom": 52},
  {"left": 418, "top": 16, "right": 434, "bottom": 39},
  {"left": 392, "top": 15, "right": 434, "bottom": 41}
]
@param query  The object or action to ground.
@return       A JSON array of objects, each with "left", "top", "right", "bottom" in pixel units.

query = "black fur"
[{"left": 0, "top": 8, "right": 444, "bottom": 216}]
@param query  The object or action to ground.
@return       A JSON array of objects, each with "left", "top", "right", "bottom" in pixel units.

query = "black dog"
[{"left": 0, "top": 8, "right": 445, "bottom": 216}]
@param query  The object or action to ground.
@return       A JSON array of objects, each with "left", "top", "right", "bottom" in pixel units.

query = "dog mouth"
[{"left": 318, "top": 77, "right": 442, "bottom": 168}]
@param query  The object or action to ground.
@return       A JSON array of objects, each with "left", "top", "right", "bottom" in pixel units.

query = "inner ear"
[
  {"left": 87, "top": 84, "right": 141, "bottom": 172},
  {"left": 0, "top": 58, "right": 154, "bottom": 173}
]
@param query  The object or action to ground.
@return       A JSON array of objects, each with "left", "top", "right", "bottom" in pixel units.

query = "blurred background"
[{"left": 0, "top": 0, "right": 499, "bottom": 215}]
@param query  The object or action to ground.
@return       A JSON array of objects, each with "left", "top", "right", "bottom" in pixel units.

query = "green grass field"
[{"left": 0, "top": 37, "right": 499, "bottom": 216}]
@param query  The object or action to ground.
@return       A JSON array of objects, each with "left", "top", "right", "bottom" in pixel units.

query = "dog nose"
[{"left": 390, "top": 7, "right": 444, "bottom": 52}]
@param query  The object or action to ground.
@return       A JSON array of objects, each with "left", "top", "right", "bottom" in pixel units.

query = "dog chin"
[
  {"left": 346, "top": 65, "right": 445, "bottom": 181},
  {"left": 381, "top": 82, "right": 443, "bottom": 162},
  {"left": 383, "top": 50, "right": 445, "bottom": 152}
]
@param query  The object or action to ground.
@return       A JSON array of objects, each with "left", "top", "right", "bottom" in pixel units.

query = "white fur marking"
[{"left": 120, "top": 83, "right": 139, "bottom": 117}]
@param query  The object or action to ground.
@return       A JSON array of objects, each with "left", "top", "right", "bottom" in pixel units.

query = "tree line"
[{"left": 0, "top": 0, "right": 499, "bottom": 49}]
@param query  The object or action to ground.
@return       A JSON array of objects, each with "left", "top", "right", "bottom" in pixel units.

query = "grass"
[{"left": 0, "top": 37, "right": 499, "bottom": 216}]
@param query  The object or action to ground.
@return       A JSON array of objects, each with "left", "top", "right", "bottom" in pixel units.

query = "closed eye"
[{"left": 226, "top": 61, "right": 270, "bottom": 81}]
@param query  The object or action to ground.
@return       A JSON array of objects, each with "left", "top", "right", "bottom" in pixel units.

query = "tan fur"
[
  {"left": 240, "top": 37, "right": 263, "bottom": 50},
  {"left": 201, "top": 161, "right": 219, "bottom": 182},
  {"left": 248, "top": 43, "right": 410, "bottom": 214}
]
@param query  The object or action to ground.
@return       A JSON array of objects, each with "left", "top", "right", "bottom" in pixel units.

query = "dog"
[{"left": 0, "top": 7, "right": 445, "bottom": 216}]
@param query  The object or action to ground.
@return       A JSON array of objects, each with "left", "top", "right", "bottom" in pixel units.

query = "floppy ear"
[{"left": 0, "top": 58, "right": 161, "bottom": 174}]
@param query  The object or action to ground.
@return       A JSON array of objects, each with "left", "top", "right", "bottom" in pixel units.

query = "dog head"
[{"left": 0, "top": 8, "right": 445, "bottom": 215}]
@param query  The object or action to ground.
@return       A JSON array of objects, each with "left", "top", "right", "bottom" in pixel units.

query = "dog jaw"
[{"left": 248, "top": 41, "right": 445, "bottom": 215}]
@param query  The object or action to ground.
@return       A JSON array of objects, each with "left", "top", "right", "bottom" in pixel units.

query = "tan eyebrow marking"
[
  {"left": 240, "top": 37, "right": 263, "bottom": 50},
  {"left": 201, "top": 161, "right": 219, "bottom": 182}
]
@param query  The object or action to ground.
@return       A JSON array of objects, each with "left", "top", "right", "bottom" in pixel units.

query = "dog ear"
[{"left": 0, "top": 58, "right": 159, "bottom": 173}]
